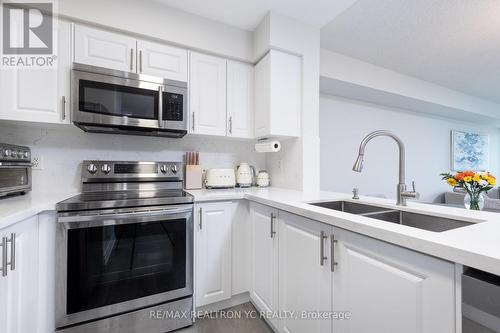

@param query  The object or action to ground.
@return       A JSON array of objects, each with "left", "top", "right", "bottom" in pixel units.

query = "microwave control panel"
[{"left": 163, "top": 92, "right": 184, "bottom": 121}]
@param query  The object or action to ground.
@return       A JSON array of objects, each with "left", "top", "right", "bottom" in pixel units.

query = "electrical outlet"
[
  {"left": 278, "top": 159, "right": 284, "bottom": 171},
  {"left": 32, "top": 155, "right": 43, "bottom": 170}
]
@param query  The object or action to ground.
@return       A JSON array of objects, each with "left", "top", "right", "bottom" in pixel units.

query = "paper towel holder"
[{"left": 255, "top": 138, "right": 281, "bottom": 153}]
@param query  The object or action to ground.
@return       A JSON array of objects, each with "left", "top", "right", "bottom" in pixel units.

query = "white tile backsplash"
[{"left": 1, "top": 122, "right": 265, "bottom": 195}]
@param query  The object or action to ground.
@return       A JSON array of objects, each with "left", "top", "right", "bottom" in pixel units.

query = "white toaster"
[{"left": 205, "top": 169, "right": 236, "bottom": 189}]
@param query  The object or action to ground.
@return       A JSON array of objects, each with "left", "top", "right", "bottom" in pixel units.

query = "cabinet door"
[
  {"left": 195, "top": 202, "right": 232, "bottom": 307},
  {"left": 189, "top": 52, "right": 227, "bottom": 136},
  {"left": 136, "top": 40, "right": 188, "bottom": 81},
  {"left": 254, "top": 53, "right": 271, "bottom": 138},
  {"left": 0, "top": 216, "right": 39, "bottom": 333},
  {"left": 334, "top": 229, "right": 456, "bottom": 333},
  {"left": 278, "top": 212, "right": 333, "bottom": 333},
  {"left": 74, "top": 24, "right": 136, "bottom": 72},
  {"left": 0, "top": 20, "right": 71, "bottom": 124},
  {"left": 231, "top": 200, "right": 251, "bottom": 295},
  {"left": 250, "top": 203, "right": 279, "bottom": 328},
  {"left": 269, "top": 50, "right": 301, "bottom": 138},
  {"left": 254, "top": 50, "right": 301, "bottom": 138},
  {"left": 227, "top": 61, "right": 254, "bottom": 138}
]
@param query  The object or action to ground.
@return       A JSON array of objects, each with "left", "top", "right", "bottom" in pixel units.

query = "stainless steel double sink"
[{"left": 309, "top": 201, "right": 475, "bottom": 232}]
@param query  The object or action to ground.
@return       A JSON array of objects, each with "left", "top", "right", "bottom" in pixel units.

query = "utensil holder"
[{"left": 185, "top": 165, "right": 202, "bottom": 190}]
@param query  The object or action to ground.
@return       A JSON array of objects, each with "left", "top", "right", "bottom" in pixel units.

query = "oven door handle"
[{"left": 58, "top": 205, "right": 193, "bottom": 228}]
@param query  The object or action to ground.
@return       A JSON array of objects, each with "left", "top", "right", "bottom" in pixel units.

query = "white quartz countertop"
[
  {"left": 2, "top": 187, "right": 500, "bottom": 276},
  {"left": 0, "top": 192, "right": 77, "bottom": 230},
  {"left": 187, "top": 187, "right": 500, "bottom": 276}
]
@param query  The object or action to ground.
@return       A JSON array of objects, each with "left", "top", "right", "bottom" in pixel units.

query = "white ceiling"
[
  {"left": 151, "top": 0, "right": 355, "bottom": 31},
  {"left": 320, "top": 0, "right": 500, "bottom": 103}
]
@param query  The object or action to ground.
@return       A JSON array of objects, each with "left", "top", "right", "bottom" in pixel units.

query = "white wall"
[
  {"left": 0, "top": 122, "right": 265, "bottom": 195},
  {"left": 320, "top": 94, "right": 500, "bottom": 203},
  {"left": 320, "top": 49, "right": 500, "bottom": 122}
]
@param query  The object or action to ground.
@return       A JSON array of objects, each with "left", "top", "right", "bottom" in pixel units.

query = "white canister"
[{"left": 256, "top": 170, "right": 270, "bottom": 187}]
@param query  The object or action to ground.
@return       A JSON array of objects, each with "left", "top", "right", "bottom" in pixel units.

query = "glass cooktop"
[{"left": 57, "top": 189, "right": 193, "bottom": 212}]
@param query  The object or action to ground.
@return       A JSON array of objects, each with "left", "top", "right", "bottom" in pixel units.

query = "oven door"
[
  {"left": 72, "top": 70, "right": 163, "bottom": 129},
  {"left": 55, "top": 205, "right": 193, "bottom": 328},
  {"left": 0, "top": 165, "right": 31, "bottom": 196}
]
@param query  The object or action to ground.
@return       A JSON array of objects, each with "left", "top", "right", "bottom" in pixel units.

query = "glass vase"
[{"left": 464, "top": 192, "right": 485, "bottom": 211}]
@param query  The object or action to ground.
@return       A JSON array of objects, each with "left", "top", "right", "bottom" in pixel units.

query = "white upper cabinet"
[
  {"left": 74, "top": 24, "right": 189, "bottom": 82},
  {"left": 189, "top": 52, "right": 227, "bottom": 136},
  {"left": 227, "top": 61, "right": 254, "bottom": 138},
  {"left": 74, "top": 24, "right": 136, "bottom": 72},
  {"left": 195, "top": 202, "right": 233, "bottom": 307},
  {"left": 333, "top": 228, "right": 456, "bottom": 333},
  {"left": 0, "top": 19, "right": 71, "bottom": 124},
  {"left": 136, "top": 40, "right": 188, "bottom": 81},
  {"left": 278, "top": 212, "right": 333, "bottom": 333},
  {"left": 254, "top": 50, "right": 301, "bottom": 138},
  {"left": 250, "top": 202, "right": 279, "bottom": 329}
]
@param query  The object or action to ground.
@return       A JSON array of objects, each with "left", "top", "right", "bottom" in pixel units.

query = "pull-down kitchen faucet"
[{"left": 352, "top": 130, "right": 419, "bottom": 206}]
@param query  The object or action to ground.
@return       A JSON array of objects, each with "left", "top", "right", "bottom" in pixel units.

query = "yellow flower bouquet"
[{"left": 441, "top": 171, "right": 496, "bottom": 210}]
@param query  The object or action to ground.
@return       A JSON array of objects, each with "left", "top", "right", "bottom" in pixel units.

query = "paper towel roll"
[{"left": 255, "top": 140, "right": 281, "bottom": 153}]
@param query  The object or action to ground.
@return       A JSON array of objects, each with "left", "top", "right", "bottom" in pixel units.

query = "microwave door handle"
[{"left": 158, "top": 86, "right": 163, "bottom": 128}]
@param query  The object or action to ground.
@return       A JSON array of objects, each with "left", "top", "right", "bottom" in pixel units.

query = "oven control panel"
[
  {"left": 82, "top": 161, "right": 184, "bottom": 180},
  {"left": 0, "top": 143, "right": 31, "bottom": 163}
]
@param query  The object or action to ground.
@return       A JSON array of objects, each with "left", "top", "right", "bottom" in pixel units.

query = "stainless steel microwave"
[{"left": 71, "top": 63, "right": 188, "bottom": 138}]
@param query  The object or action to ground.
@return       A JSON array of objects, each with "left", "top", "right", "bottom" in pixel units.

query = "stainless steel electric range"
[{"left": 56, "top": 161, "right": 194, "bottom": 333}]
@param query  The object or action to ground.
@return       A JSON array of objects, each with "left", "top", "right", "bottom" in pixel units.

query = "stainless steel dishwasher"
[{"left": 463, "top": 268, "right": 500, "bottom": 333}]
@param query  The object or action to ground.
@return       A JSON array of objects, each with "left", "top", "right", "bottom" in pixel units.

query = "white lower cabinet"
[
  {"left": 333, "top": 228, "right": 456, "bottom": 333},
  {"left": 250, "top": 202, "right": 280, "bottom": 328},
  {"left": 0, "top": 216, "right": 40, "bottom": 333},
  {"left": 231, "top": 200, "right": 251, "bottom": 295},
  {"left": 195, "top": 201, "right": 233, "bottom": 307},
  {"left": 278, "top": 211, "right": 333, "bottom": 333},
  {"left": 195, "top": 200, "right": 457, "bottom": 333}
]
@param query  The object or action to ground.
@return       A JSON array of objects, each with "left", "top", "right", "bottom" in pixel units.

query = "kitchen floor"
[{"left": 176, "top": 303, "right": 273, "bottom": 333}]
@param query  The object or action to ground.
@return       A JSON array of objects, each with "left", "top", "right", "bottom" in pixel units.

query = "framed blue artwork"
[{"left": 451, "top": 130, "right": 489, "bottom": 171}]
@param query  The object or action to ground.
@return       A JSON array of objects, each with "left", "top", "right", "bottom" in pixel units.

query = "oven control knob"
[
  {"left": 87, "top": 164, "right": 98, "bottom": 174},
  {"left": 11, "top": 150, "right": 18, "bottom": 158},
  {"left": 2, "top": 149, "right": 9, "bottom": 157},
  {"left": 171, "top": 165, "right": 178, "bottom": 173},
  {"left": 23, "top": 151, "right": 29, "bottom": 159},
  {"left": 101, "top": 164, "right": 111, "bottom": 174},
  {"left": 160, "top": 165, "right": 169, "bottom": 173}
]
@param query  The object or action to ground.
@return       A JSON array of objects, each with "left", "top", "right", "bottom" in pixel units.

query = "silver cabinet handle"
[
  {"left": 199, "top": 207, "right": 203, "bottom": 230},
  {"left": 0, "top": 237, "right": 6, "bottom": 277},
  {"left": 270, "top": 213, "right": 276, "bottom": 238},
  {"left": 331, "top": 234, "right": 338, "bottom": 272},
  {"left": 7, "top": 233, "right": 15, "bottom": 271},
  {"left": 229, "top": 116, "right": 233, "bottom": 135},
  {"left": 139, "top": 50, "right": 143, "bottom": 73},
  {"left": 320, "top": 231, "right": 327, "bottom": 266},
  {"left": 130, "top": 48, "right": 134, "bottom": 72},
  {"left": 192, "top": 112, "right": 195, "bottom": 132},
  {"left": 61, "top": 96, "right": 66, "bottom": 121}
]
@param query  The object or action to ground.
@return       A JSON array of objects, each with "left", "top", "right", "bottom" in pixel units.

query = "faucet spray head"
[{"left": 353, "top": 155, "right": 364, "bottom": 172}]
